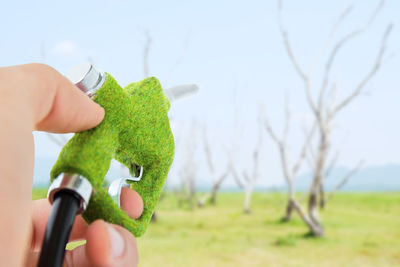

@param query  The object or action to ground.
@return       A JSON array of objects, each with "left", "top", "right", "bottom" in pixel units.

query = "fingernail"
[{"left": 106, "top": 224, "right": 125, "bottom": 258}]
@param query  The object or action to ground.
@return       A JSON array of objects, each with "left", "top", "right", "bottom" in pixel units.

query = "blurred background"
[{"left": 2, "top": 0, "right": 399, "bottom": 266}]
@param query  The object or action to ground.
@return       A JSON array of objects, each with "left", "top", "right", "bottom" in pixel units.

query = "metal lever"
[{"left": 108, "top": 165, "right": 143, "bottom": 207}]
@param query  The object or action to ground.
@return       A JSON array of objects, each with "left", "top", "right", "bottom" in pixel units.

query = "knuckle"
[
  {"left": 25, "top": 63, "right": 55, "bottom": 73},
  {"left": 22, "top": 63, "right": 58, "bottom": 83},
  {"left": 22, "top": 63, "right": 61, "bottom": 97}
]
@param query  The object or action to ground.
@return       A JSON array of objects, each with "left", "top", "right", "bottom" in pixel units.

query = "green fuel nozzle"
[{"left": 50, "top": 63, "right": 175, "bottom": 237}]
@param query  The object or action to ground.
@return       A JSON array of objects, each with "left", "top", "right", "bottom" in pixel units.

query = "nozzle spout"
[{"left": 66, "top": 62, "right": 105, "bottom": 97}]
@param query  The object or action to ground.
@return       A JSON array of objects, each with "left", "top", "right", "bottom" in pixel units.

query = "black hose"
[{"left": 38, "top": 191, "right": 81, "bottom": 267}]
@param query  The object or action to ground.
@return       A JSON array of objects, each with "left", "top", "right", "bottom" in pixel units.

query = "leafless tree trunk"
[
  {"left": 244, "top": 118, "right": 263, "bottom": 214},
  {"left": 178, "top": 123, "right": 198, "bottom": 210},
  {"left": 264, "top": 97, "right": 321, "bottom": 235},
  {"left": 143, "top": 31, "right": 152, "bottom": 78},
  {"left": 199, "top": 127, "right": 230, "bottom": 206},
  {"left": 210, "top": 171, "right": 229, "bottom": 205},
  {"left": 229, "top": 111, "right": 263, "bottom": 214},
  {"left": 278, "top": 0, "right": 392, "bottom": 236}
]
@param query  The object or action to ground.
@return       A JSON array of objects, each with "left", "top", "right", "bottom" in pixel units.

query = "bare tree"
[
  {"left": 229, "top": 111, "right": 263, "bottom": 214},
  {"left": 278, "top": 0, "right": 393, "bottom": 236},
  {"left": 242, "top": 116, "right": 263, "bottom": 214},
  {"left": 198, "top": 127, "right": 230, "bottom": 206},
  {"left": 264, "top": 97, "right": 325, "bottom": 236},
  {"left": 264, "top": 95, "right": 317, "bottom": 223},
  {"left": 178, "top": 123, "right": 198, "bottom": 210}
]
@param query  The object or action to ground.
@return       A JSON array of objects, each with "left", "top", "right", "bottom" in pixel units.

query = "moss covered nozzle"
[{"left": 50, "top": 63, "right": 175, "bottom": 237}]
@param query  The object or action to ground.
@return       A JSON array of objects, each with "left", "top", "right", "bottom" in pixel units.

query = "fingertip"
[
  {"left": 56, "top": 87, "right": 105, "bottom": 133},
  {"left": 86, "top": 221, "right": 139, "bottom": 267},
  {"left": 88, "top": 102, "right": 105, "bottom": 129},
  {"left": 31, "top": 65, "right": 105, "bottom": 133},
  {"left": 96, "top": 104, "right": 105, "bottom": 123},
  {"left": 107, "top": 224, "right": 139, "bottom": 266},
  {"left": 71, "top": 95, "right": 105, "bottom": 133},
  {"left": 120, "top": 188, "right": 144, "bottom": 219}
]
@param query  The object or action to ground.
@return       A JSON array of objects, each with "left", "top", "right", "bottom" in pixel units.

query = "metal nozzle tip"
[{"left": 66, "top": 62, "right": 105, "bottom": 97}]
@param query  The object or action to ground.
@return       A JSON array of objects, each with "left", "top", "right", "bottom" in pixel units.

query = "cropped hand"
[{"left": 0, "top": 63, "right": 143, "bottom": 266}]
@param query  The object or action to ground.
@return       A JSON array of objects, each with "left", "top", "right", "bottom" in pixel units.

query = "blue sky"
[{"left": 1, "top": 0, "right": 399, "bottom": 187}]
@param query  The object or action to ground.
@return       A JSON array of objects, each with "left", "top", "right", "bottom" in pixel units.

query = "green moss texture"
[{"left": 50, "top": 74, "right": 175, "bottom": 237}]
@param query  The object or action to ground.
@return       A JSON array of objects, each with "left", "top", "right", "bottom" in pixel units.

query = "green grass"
[{"left": 33, "top": 190, "right": 400, "bottom": 267}]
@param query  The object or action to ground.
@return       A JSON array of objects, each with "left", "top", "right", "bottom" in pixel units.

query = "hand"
[{"left": 0, "top": 63, "right": 143, "bottom": 266}]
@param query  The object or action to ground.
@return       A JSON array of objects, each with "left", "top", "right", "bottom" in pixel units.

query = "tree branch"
[
  {"left": 228, "top": 160, "right": 245, "bottom": 189},
  {"left": 324, "top": 150, "right": 340, "bottom": 179},
  {"left": 166, "top": 32, "right": 190, "bottom": 83},
  {"left": 318, "top": 0, "right": 385, "bottom": 112},
  {"left": 305, "top": 153, "right": 315, "bottom": 172},
  {"left": 309, "top": 2, "right": 353, "bottom": 77},
  {"left": 263, "top": 116, "right": 281, "bottom": 145},
  {"left": 278, "top": 0, "right": 307, "bottom": 82},
  {"left": 243, "top": 170, "right": 250, "bottom": 183},
  {"left": 300, "top": 123, "right": 317, "bottom": 165},
  {"left": 143, "top": 30, "right": 152, "bottom": 78},
  {"left": 292, "top": 122, "right": 316, "bottom": 177},
  {"left": 333, "top": 23, "right": 393, "bottom": 115},
  {"left": 216, "top": 169, "right": 230, "bottom": 185},
  {"left": 46, "top": 133, "right": 66, "bottom": 147},
  {"left": 278, "top": 0, "right": 317, "bottom": 115},
  {"left": 202, "top": 127, "right": 215, "bottom": 175},
  {"left": 263, "top": 114, "right": 292, "bottom": 185},
  {"left": 327, "top": 160, "right": 365, "bottom": 201},
  {"left": 251, "top": 114, "right": 263, "bottom": 182},
  {"left": 282, "top": 93, "right": 290, "bottom": 146}
]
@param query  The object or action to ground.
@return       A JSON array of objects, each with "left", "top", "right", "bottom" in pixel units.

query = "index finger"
[{"left": 0, "top": 63, "right": 105, "bottom": 133}]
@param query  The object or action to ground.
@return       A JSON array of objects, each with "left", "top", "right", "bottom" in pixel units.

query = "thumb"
[{"left": 66, "top": 220, "right": 139, "bottom": 267}]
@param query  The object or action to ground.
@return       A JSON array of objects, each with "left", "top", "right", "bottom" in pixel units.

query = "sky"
[{"left": 1, "top": 0, "right": 399, "bottom": 188}]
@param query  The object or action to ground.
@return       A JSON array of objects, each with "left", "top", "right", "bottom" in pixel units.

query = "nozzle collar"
[{"left": 48, "top": 173, "right": 93, "bottom": 214}]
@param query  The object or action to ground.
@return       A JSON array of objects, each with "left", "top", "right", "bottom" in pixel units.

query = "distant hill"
[
  {"left": 295, "top": 164, "right": 400, "bottom": 191},
  {"left": 33, "top": 157, "right": 400, "bottom": 192}
]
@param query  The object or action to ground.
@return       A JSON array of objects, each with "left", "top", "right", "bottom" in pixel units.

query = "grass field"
[{"left": 32, "top": 190, "right": 400, "bottom": 267}]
